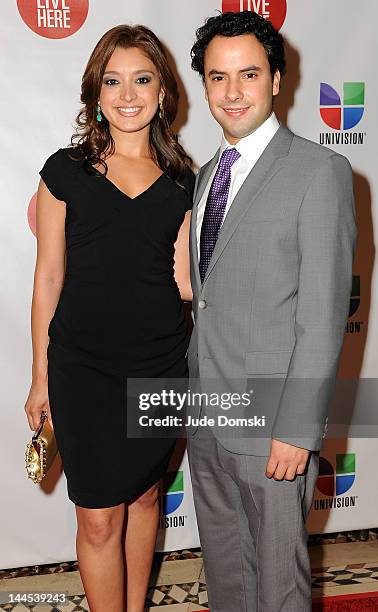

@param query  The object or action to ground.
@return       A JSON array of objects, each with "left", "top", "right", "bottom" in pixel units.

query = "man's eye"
[
  {"left": 104, "top": 79, "right": 119, "bottom": 86},
  {"left": 212, "top": 76, "right": 224, "bottom": 82},
  {"left": 136, "top": 76, "right": 151, "bottom": 84}
]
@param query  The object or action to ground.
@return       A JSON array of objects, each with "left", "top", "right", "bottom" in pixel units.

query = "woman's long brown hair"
[{"left": 71, "top": 24, "right": 192, "bottom": 181}]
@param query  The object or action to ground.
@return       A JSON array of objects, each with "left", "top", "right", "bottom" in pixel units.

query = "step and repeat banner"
[{"left": 1, "top": 0, "right": 377, "bottom": 568}]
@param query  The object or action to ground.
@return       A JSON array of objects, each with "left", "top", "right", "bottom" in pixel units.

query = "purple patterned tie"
[{"left": 199, "top": 147, "right": 241, "bottom": 282}]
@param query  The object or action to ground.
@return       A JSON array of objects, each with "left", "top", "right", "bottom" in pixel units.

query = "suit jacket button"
[{"left": 198, "top": 299, "right": 207, "bottom": 310}]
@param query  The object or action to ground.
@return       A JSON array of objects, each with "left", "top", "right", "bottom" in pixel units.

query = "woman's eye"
[
  {"left": 104, "top": 79, "right": 119, "bottom": 86},
  {"left": 136, "top": 76, "right": 151, "bottom": 84},
  {"left": 245, "top": 73, "right": 257, "bottom": 79}
]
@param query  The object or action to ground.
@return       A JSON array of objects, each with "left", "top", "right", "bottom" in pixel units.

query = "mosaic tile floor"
[
  {"left": 0, "top": 531, "right": 377, "bottom": 611},
  {"left": 312, "top": 562, "right": 378, "bottom": 588}
]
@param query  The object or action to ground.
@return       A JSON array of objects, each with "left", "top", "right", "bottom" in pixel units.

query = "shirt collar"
[{"left": 219, "top": 112, "right": 280, "bottom": 163}]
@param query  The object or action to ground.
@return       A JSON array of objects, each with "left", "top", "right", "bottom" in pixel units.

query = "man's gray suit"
[{"left": 187, "top": 124, "right": 356, "bottom": 611}]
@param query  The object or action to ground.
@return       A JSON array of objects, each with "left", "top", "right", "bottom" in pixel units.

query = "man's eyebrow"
[
  {"left": 240, "top": 65, "right": 262, "bottom": 72},
  {"left": 207, "top": 65, "right": 263, "bottom": 76},
  {"left": 208, "top": 69, "right": 226, "bottom": 76}
]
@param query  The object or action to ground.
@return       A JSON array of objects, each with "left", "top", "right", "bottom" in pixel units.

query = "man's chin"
[{"left": 230, "top": 118, "right": 270, "bottom": 140}]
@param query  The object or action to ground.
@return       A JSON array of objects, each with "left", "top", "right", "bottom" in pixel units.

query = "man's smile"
[{"left": 222, "top": 106, "right": 250, "bottom": 117}]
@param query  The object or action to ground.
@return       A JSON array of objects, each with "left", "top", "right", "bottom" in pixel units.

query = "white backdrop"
[{"left": 1, "top": 0, "right": 377, "bottom": 569}]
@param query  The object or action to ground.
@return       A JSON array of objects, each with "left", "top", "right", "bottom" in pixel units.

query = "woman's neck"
[{"left": 109, "top": 125, "right": 151, "bottom": 159}]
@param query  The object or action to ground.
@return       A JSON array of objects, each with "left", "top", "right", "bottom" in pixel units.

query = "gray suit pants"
[{"left": 187, "top": 431, "right": 319, "bottom": 612}]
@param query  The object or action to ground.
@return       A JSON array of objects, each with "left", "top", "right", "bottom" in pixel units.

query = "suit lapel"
[
  {"left": 202, "top": 125, "right": 294, "bottom": 285},
  {"left": 190, "top": 151, "right": 219, "bottom": 289}
]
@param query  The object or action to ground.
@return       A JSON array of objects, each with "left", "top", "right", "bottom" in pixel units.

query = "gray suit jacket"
[{"left": 188, "top": 124, "right": 357, "bottom": 456}]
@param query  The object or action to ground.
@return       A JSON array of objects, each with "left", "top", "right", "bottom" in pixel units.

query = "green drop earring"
[{"left": 96, "top": 102, "right": 102, "bottom": 122}]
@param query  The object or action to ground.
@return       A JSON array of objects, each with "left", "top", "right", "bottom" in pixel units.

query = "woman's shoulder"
[
  {"left": 39, "top": 146, "right": 85, "bottom": 201},
  {"left": 43, "top": 145, "right": 85, "bottom": 167}
]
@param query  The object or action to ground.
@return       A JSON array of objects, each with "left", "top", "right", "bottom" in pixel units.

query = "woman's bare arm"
[
  {"left": 174, "top": 211, "right": 192, "bottom": 302},
  {"left": 25, "top": 179, "right": 66, "bottom": 430}
]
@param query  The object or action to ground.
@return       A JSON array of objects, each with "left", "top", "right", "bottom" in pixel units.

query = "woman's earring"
[
  {"left": 96, "top": 102, "right": 102, "bottom": 122},
  {"left": 159, "top": 96, "right": 164, "bottom": 119}
]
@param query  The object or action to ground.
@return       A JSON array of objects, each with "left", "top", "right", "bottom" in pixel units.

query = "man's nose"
[{"left": 224, "top": 79, "right": 243, "bottom": 102}]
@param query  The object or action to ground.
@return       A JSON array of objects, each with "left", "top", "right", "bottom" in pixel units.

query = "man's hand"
[{"left": 265, "top": 439, "right": 310, "bottom": 480}]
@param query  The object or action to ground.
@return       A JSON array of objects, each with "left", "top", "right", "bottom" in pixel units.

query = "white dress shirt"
[{"left": 196, "top": 112, "right": 280, "bottom": 255}]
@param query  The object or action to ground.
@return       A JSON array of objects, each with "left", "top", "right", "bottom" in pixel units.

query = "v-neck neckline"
[{"left": 98, "top": 170, "right": 166, "bottom": 201}]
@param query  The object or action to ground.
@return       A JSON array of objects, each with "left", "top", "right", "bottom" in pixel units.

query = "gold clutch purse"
[{"left": 25, "top": 410, "right": 58, "bottom": 483}]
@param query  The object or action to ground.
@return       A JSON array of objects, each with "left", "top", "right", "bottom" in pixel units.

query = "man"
[{"left": 186, "top": 11, "right": 356, "bottom": 612}]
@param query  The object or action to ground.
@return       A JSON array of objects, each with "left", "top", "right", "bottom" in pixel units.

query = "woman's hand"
[{"left": 24, "top": 380, "right": 53, "bottom": 432}]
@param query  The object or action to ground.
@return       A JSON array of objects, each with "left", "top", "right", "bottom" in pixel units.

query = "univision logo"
[
  {"left": 222, "top": 0, "right": 287, "bottom": 31},
  {"left": 314, "top": 453, "right": 357, "bottom": 511},
  {"left": 319, "top": 82, "right": 366, "bottom": 146},
  {"left": 317, "top": 454, "right": 355, "bottom": 496},
  {"left": 159, "top": 471, "right": 187, "bottom": 528},
  {"left": 320, "top": 82, "right": 364, "bottom": 130}
]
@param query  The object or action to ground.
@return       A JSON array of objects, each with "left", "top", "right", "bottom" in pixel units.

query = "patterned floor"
[
  {"left": 147, "top": 581, "right": 208, "bottom": 607},
  {"left": 311, "top": 562, "right": 378, "bottom": 588},
  {"left": 0, "top": 531, "right": 377, "bottom": 610}
]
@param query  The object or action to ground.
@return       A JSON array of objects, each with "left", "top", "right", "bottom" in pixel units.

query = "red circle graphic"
[
  {"left": 222, "top": 0, "right": 287, "bottom": 31},
  {"left": 17, "top": 0, "right": 89, "bottom": 39}
]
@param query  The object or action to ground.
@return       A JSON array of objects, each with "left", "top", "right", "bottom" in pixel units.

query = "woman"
[{"left": 24, "top": 24, "right": 194, "bottom": 612}]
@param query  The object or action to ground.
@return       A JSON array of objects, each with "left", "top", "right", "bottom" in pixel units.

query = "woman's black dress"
[{"left": 40, "top": 148, "right": 193, "bottom": 509}]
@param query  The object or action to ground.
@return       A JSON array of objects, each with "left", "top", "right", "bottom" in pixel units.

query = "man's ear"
[
  {"left": 204, "top": 82, "right": 208, "bottom": 102},
  {"left": 272, "top": 70, "right": 281, "bottom": 97}
]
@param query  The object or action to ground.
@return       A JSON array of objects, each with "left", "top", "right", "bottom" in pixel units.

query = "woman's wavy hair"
[{"left": 71, "top": 24, "right": 192, "bottom": 181}]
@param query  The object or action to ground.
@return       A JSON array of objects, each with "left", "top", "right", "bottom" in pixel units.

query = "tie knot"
[{"left": 219, "top": 147, "right": 241, "bottom": 170}]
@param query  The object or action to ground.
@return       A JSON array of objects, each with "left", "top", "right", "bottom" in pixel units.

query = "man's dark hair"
[{"left": 191, "top": 11, "right": 286, "bottom": 81}]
